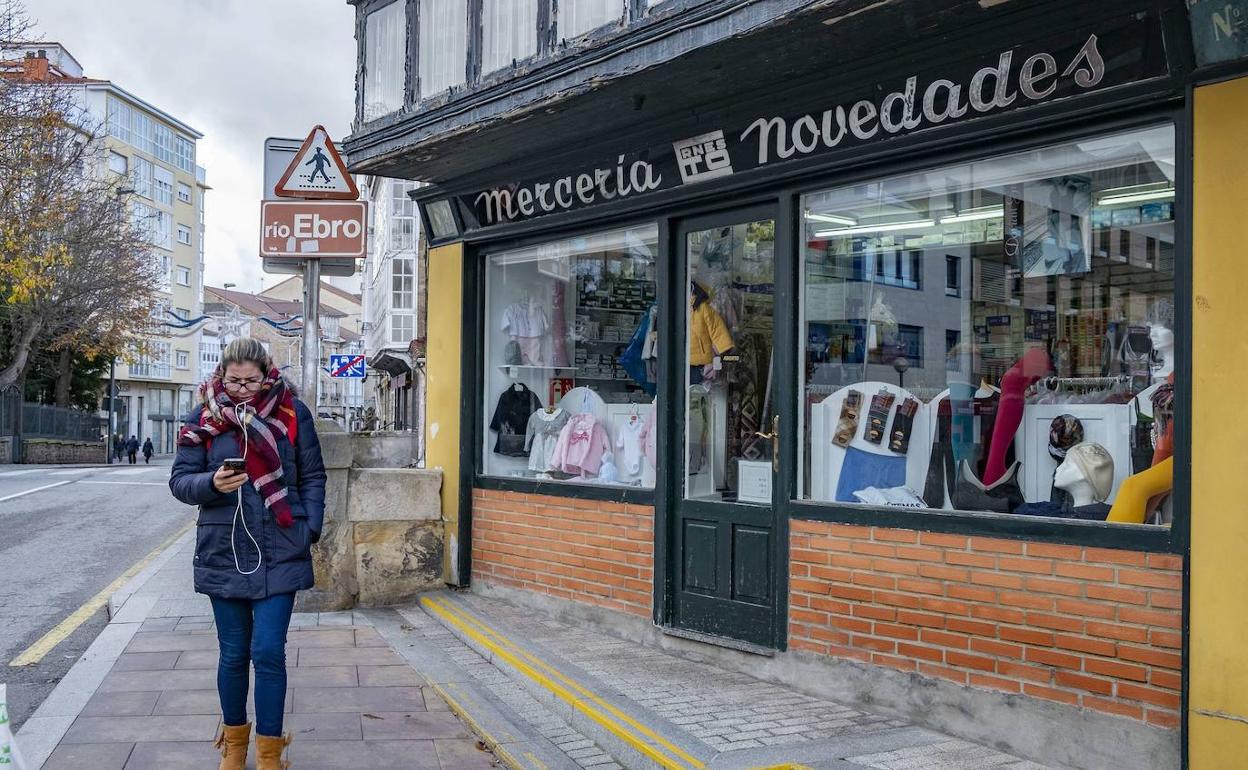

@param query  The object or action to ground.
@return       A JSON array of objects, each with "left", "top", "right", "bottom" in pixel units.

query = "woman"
[
  {"left": 141, "top": 437, "right": 153, "bottom": 464},
  {"left": 169, "top": 338, "right": 326, "bottom": 770}
]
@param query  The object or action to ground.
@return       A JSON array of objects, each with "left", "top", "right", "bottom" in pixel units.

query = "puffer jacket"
[{"left": 168, "top": 398, "right": 326, "bottom": 600}]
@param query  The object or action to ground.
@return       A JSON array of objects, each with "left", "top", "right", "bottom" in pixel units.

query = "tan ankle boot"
[
  {"left": 256, "top": 732, "right": 293, "bottom": 770},
  {"left": 214, "top": 722, "right": 251, "bottom": 770}
]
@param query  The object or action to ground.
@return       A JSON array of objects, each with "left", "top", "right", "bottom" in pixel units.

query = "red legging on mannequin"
[{"left": 983, "top": 348, "right": 1051, "bottom": 484}]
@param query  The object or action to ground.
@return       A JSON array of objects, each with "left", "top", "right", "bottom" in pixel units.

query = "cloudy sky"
[{"left": 30, "top": 0, "right": 358, "bottom": 293}]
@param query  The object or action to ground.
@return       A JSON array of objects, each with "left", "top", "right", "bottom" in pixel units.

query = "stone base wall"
[
  {"left": 21, "top": 438, "right": 104, "bottom": 464},
  {"left": 296, "top": 422, "right": 445, "bottom": 612}
]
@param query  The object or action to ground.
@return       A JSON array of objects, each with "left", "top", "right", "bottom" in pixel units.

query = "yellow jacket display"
[{"left": 689, "top": 300, "right": 733, "bottom": 366}]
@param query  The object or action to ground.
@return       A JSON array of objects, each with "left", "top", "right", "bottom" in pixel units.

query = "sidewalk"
[
  {"left": 20, "top": 534, "right": 1056, "bottom": 770},
  {"left": 18, "top": 535, "right": 499, "bottom": 770}
]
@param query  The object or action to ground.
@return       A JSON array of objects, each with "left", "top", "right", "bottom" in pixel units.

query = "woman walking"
[
  {"left": 141, "top": 437, "right": 153, "bottom": 464},
  {"left": 169, "top": 338, "right": 326, "bottom": 770}
]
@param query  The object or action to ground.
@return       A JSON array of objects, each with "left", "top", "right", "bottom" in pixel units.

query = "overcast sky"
[{"left": 30, "top": 0, "right": 358, "bottom": 293}]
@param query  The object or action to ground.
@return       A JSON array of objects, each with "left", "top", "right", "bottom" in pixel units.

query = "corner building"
[{"left": 343, "top": 1, "right": 1248, "bottom": 767}]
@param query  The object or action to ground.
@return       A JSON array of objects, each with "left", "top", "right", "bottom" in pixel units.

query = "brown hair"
[{"left": 220, "top": 337, "right": 273, "bottom": 372}]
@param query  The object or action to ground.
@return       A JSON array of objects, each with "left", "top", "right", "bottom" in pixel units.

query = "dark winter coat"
[
  {"left": 126, "top": 438, "right": 139, "bottom": 453},
  {"left": 142, "top": 440, "right": 153, "bottom": 458},
  {"left": 168, "top": 398, "right": 326, "bottom": 600}
]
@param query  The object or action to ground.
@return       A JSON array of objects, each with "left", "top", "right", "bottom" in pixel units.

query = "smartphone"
[{"left": 222, "top": 458, "right": 246, "bottom": 473}]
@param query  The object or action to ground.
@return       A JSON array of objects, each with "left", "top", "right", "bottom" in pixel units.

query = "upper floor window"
[
  {"left": 560, "top": 0, "right": 621, "bottom": 41},
  {"left": 364, "top": 0, "right": 407, "bottom": 121},
  {"left": 177, "top": 224, "right": 192, "bottom": 246},
  {"left": 175, "top": 136, "right": 195, "bottom": 173},
  {"left": 392, "top": 256, "right": 415, "bottom": 310},
  {"left": 177, "top": 182, "right": 192, "bottom": 204},
  {"left": 153, "top": 166, "right": 174, "bottom": 206},
  {"left": 482, "top": 0, "right": 537, "bottom": 75},
  {"left": 108, "top": 151, "right": 127, "bottom": 175},
  {"left": 418, "top": 0, "right": 467, "bottom": 96}
]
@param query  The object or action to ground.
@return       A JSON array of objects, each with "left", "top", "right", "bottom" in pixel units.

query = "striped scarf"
[{"left": 178, "top": 367, "right": 297, "bottom": 528}]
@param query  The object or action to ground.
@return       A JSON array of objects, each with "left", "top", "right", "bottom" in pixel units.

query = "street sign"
[
  {"left": 328, "top": 354, "right": 366, "bottom": 378},
  {"left": 273, "top": 125, "right": 359, "bottom": 200},
  {"left": 262, "top": 137, "right": 357, "bottom": 277},
  {"left": 260, "top": 200, "right": 367, "bottom": 258}
]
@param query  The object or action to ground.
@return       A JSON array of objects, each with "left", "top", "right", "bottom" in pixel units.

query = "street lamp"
[
  {"left": 223, "top": 282, "right": 236, "bottom": 290},
  {"left": 892, "top": 356, "right": 911, "bottom": 389}
]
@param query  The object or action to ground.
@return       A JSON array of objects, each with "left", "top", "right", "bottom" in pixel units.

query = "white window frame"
[
  {"left": 177, "top": 182, "right": 192, "bottom": 204},
  {"left": 175, "top": 265, "right": 191, "bottom": 286},
  {"left": 175, "top": 349, "right": 190, "bottom": 370},
  {"left": 177, "top": 224, "right": 192, "bottom": 246},
  {"left": 108, "top": 150, "right": 128, "bottom": 175}
]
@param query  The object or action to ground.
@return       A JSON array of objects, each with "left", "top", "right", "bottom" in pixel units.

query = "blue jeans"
[{"left": 210, "top": 593, "right": 296, "bottom": 737}]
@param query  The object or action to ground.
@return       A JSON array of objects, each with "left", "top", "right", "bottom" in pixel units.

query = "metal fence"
[{"left": 0, "top": 389, "right": 105, "bottom": 443}]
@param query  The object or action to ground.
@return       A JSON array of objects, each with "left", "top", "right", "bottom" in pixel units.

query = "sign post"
[{"left": 261, "top": 126, "right": 363, "bottom": 413}]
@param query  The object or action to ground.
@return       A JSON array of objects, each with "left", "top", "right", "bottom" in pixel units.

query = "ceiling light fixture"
[
  {"left": 1096, "top": 188, "right": 1175, "bottom": 206},
  {"left": 805, "top": 212, "right": 858, "bottom": 227},
  {"left": 939, "top": 206, "right": 1003, "bottom": 225},
  {"left": 813, "top": 219, "right": 935, "bottom": 238}
]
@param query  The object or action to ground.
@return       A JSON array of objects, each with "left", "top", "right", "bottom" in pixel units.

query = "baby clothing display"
[
  {"left": 524, "top": 408, "right": 571, "bottom": 472},
  {"left": 689, "top": 286, "right": 734, "bottom": 367},
  {"left": 501, "top": 299, "right": 549, "bottom": 365},
  {"left": 639, "top": 407, "right": 657, "bottom": 469},
  {"left": 598, "top": 453, "right": 619, "bottom": 483},
  {"left": 615, "top": 417, "right": 645, "bottom": 475},
  {"left": 550, "top": 413, "right": 611, "bottom": 477},
  {"left": 490, "top": 384, "right": 542, "bottom": 457}
]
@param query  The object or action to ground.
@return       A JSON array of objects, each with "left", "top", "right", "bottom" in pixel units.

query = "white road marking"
[
  {"left": 0, "top": 480, "right": 74, "bottom": 503},
  {"left": 49, "top": 468, "right": 92, "bottom": 476},
  {"left": 0, "top": 469, "right": 41, "bottom": 477},
  {"left": 78, "top": 481, "right": 166, "bottom": 486},
  {"left": 106, "top": 468, "right": 155, "bottom": 476}
]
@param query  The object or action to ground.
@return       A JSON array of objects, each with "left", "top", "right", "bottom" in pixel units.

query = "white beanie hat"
[{"left": 1065, "top": 442, "right": 1115, "bottom": 503}]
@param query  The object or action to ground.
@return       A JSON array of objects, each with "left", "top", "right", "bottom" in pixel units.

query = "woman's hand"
[{"left": 212, "top": 466, "right": 248, "bottom": 494}]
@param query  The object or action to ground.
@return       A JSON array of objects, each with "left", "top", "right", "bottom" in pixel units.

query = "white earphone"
[{"left": 230, "top": 402, "right": 262, "bottom": 575}]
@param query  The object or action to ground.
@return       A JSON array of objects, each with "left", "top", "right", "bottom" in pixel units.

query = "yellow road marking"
[
  {"left": 8, "top": 521, "right": 192, "bottom": 667},
  {"left": 423, "top": 595, "right": 704, "bottom": 770}
]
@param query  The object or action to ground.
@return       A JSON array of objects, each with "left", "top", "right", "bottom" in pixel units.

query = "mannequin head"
[{"left": 1055, "top": 442, "right": 1115, "bottom": 507}]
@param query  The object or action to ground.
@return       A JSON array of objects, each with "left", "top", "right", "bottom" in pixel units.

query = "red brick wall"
[
  {"left": 472, "top": 489, "right": 654, "bottom": 617},
  {"left": 790, "top": 520, "right": 1183, "bottom": 728}
]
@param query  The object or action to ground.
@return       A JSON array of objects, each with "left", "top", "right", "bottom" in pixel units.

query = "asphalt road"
[{"left": 0, "top": 458, "right": 195, "bottom": 730}]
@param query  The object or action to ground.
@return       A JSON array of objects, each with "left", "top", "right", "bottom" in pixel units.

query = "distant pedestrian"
[
  {"left": 170, "top": 337, "right": 326, "bottom": 770},
  {"left": 125, "top": 435, "right": 139, "bottom": 464},
  {"left": 112, "top": 436, "right": 123, "bottom": 462},
  {"left": 142, "top": 438, "right": 153, "bottom": 463}
]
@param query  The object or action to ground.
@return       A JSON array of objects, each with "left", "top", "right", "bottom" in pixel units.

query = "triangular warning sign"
[{"left": 274, "top": 125, "right": 360, "bottom": 200}]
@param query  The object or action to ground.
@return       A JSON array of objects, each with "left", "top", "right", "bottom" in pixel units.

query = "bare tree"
[{"left": 0, "top": 2, "right": 159, "bottom": 393}]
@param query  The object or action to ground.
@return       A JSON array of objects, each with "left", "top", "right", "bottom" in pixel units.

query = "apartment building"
[
  {"left": 361, "top": 176, "right": 423, "bottom": 432},
  {"left": 1, "top": 43, "right": 207, "bottom": 453}
]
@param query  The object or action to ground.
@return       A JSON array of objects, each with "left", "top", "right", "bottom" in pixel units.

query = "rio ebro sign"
[{"left": 458, "top": 11, "right": 1167, "bottom": 229}]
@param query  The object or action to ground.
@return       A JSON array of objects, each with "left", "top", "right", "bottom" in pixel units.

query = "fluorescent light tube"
[
  {"left": 813, "top": 219, "right": 935, "bottom": 238},
  {"left": 939, "top": 206, "right": 1003, "bottom": 225},
  {"left": 805, "top": 212, "right": 858, "bottom": 226},
  {"left": 1096, "top": 188, "right": 1175, "bottom": 206}
]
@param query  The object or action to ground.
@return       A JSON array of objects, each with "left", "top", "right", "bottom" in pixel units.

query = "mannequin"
[
  {"left": 1108, "top": 457, "right": 1173, "bottom": 524},
  {"left": 1054, "top": 442, "right": 1114, "bottom": 507},
  {"left": 984, "top": 347, "right": 1051, "bottom": 484},
  {"left": 1149, "top": 324, "right": 1174, "bottom": 379}
]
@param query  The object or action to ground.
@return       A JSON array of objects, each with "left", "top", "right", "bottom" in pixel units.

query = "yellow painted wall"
[
  {"left": 425, "top": 242, "right": 466, "bottom": 584},
  {"left": 1190, "top": 75, "right": 1248, "bottom": 769}
]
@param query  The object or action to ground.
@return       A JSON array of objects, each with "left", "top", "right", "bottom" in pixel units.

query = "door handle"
[{"left": 753, "top": 415, "right": 780, "bottom": 471}]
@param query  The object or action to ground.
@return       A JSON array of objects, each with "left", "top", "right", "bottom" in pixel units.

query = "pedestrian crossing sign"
[{"left": 274, "top": 125, "right": 359, "bottom": 200}]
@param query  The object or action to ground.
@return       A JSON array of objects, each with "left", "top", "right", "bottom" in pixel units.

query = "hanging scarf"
[{"left": 178, "top": 366, "right": 298, "bottom": 528}]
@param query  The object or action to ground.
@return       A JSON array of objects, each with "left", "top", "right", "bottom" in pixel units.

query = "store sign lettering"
[
  {"left": 475, "top": 156, "right": 662, "bottom": 225},
  {"left": 743, "top": 35, "right": 1105, "bottom": 165},
  {"left": 460, "top": 14, "right": 1164, "bottom": 230}
]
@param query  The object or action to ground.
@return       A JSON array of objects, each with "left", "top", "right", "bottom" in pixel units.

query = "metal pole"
[
  {"left": 301, "top": 260, "right": 321, "bottom": 410},
  {"left": 107, "top": 357, "right": 116, "bottom": 463}
]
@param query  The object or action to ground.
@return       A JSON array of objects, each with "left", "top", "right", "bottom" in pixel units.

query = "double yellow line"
[{"left": 422, "top": 595, "right": 706, "bottom": 770}]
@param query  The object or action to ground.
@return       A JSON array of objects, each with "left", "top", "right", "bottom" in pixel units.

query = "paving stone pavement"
[
  {"left": 445, "top": 593, "right": 1055, "bottom": 768},
  {"left": 34, "top": 539, "right": 504, "bottom": 770}
]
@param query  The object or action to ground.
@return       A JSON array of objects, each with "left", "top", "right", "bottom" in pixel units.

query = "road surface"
[{"left": 0, "top": 459, "right": 194, "bottom": 729}]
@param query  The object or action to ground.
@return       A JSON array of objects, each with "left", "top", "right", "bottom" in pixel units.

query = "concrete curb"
[
  {"left": 15, "top": 530, "right": 193, "bottom": 769},
  {"left": 363, "top": 606, "right": 583, "bottom": 770}
]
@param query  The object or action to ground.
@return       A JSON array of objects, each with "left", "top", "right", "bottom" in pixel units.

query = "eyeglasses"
[{"left": 223, "top": 377, "right": 264, "bottom": 390}]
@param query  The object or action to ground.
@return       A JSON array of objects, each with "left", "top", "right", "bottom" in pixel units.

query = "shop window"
[
  {"left": 364, "top": 0, "right": 407, "bottom": 121},
  {"left": 483, "top": 224, "right": 658, "bottom": 488},
  {"left": 800, "top": 124, "right": 1176, "bottom": 527},
  {"left": 560, "top": 0, "right": 621, "bottom": 41},
  {"left": 418, "top": 0, "right": 467, "bottom": 97},
  {"left": 482, "top": 0, "right": 537, "bottom": 75}
]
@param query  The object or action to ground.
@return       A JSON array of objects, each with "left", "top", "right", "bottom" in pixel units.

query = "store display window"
[
  {"left": 800, "top": 125, "right": 1177, "bottom": 526},
  {"left": 483, "top": 224, "right": 659, "bottom": 488}
]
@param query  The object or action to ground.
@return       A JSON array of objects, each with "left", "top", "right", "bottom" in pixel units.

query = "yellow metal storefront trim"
[
  {"left": 424, "top": 242, "right": 465, "bottom": 583},
  {"left": 1190, "top": 74, "right": 1248, "bottom": 768}
]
